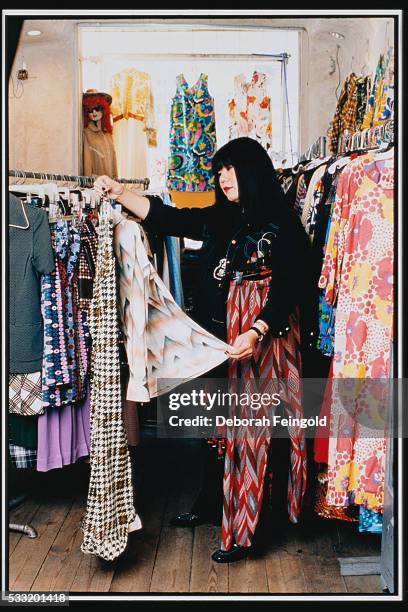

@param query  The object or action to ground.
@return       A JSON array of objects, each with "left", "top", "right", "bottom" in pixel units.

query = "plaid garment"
[
  {"left": 327, "top": 73, "right": 358, "bottom": 154},
  {"left": 9, "top": 443, "right": 37, "bottom": 469},
  {"left": 9, "top": 372, "right": 43, "bottom": 416},
  {"left": 78, "top": 218, "right": 98, "bottom": 311}
]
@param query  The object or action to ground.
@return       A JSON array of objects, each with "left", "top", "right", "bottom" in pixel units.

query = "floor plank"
[
  {"left": 9, "top": 498, "right": 73, "bottom": 592},
  {"left": 228, "top": 553, "right": 268, "bottom": 594},
  {"left": 315, "top": 522, "right": 348, "bottom": 593},
  {"left": 265, "top": 524, "right": 308, "bottom": 593},
  {"left": 109, "top": 438, "right": 173, "bottom": 593},
  {"left": 293, "top": 521, "right": 340, "bottom": 593},
  {"left": 344, "top": 574, "right": 383, "bottom": 594},
  {"left": 190, "top": 524, "right": 228, "bottom": 593},
  {"left": 7, "top": 439, "right": 390, "bottom": 595},
  {"left": 9, "top": 500, "right": 41, "bottom": 557},
  {"left": 109, "top": 486, "right": 168, "bottom": 593},
  {"left": 30, "top": 498, "right": 86, "bottom": 592},
  {"left": 149, "top": 468, "right": 195, "bottom": 592},
  {"left": 70, "top": 551, "right": 117, "bottom": 593}
]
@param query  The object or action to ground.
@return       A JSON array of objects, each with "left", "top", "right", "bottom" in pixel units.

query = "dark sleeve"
[
  {"left": 256, "top": 216, "right": 310, "bottom": 334},
  {"left": 141, "top": 195, "right": 216, "bottom": 240},
  {"left": 32, "top": 210, "right": 55, "bottom": 275}
]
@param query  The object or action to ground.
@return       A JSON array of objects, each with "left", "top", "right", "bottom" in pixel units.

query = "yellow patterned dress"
[{"left": 110, "top": 68, "right": 157, "bottom": 179}]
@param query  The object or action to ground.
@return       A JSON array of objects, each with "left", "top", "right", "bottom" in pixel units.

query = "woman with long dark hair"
[{"left": 95, "top": 137, "right": 310, "bottom": 563}]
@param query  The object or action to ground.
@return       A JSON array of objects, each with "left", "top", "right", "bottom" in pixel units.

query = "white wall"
[
  {"left": 8, "top": 20, "right": 79, "bottom": 174},
  {"left": 8, "top": 16, "right": 395, "bottom": 174}
]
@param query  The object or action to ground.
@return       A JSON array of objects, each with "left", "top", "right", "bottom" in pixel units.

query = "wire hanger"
[{"left": 9, "top": 196, "right": 30, "bottom": 230}]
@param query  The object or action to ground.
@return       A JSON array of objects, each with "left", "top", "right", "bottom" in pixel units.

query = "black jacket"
[{"left": 142, "top": 196, "right": 312, "bottom": 341}]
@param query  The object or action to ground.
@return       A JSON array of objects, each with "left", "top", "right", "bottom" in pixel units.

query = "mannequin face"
[
  {"left": 87, "top": 105, "right": 103, "bottom": 123},
  {"left": 218, "top": 165, "right": 240, "bottom": 203}
]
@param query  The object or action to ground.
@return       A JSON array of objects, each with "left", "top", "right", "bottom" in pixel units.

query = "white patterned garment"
[
  {"left": 112, "top": 211, "right": 229, "bottom": 402},
  {"left": 81, "top": 212, "right": 138, "bottom": 561},
  {"left": 228, "top": 71, "right": 273, "bottom": 152}
]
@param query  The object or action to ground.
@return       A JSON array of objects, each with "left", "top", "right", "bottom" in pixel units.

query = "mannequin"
[{"left": 82, "top": 89, "right": 118, "bottom": 178}]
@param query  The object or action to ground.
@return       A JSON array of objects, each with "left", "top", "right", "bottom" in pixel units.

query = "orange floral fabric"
[{"left": 228, "top": 71, "right": 272, "bottom": 152}]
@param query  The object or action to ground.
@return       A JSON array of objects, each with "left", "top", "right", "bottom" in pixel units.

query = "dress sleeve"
[
  {"left": 318, "top": 165, "right": 351, "bottom": 306},
  {"left": 142, "top": 196, "right": 217, "bottom": 240},
  {"left": 32, "top": 210, "right": 55, "bottom": 275}
]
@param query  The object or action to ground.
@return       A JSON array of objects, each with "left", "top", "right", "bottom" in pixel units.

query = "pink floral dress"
[{"left": 318, "top": 149, "right": 394, "bottom": 512}]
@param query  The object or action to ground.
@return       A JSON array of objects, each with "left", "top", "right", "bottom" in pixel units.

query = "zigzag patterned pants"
[{"left": 221, "top": 278, "right": 307, "bottom": 551}]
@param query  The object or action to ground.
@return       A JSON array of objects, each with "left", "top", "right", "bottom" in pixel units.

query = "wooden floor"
[{"left": 9, "top": 437, "right": 384, "bottom": 595}]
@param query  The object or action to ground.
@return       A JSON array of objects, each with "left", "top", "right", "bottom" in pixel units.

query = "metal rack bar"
[
  {"left": 80, "top": 52, "right": 290, "bottom": 63},
  {"left": 9, "top": 170, "right": 150, "bottom": 190}
]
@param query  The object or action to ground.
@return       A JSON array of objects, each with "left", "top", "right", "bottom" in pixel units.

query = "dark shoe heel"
[{"left": 211, "top": 544, "right": 250, "bottom": 563}]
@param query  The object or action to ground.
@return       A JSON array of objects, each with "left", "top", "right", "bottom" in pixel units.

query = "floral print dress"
[
  {"left": 318, "top": 149, "right": 394, "bottom": 513},
  {"left": 228, "top": 71, "right": 272, "bottom": 152}
]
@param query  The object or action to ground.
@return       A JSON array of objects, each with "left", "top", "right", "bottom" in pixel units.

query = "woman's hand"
[
  {"left": 226, "top": 330, "right": 259, "bottom": 360},
  {"left": 94, "top": 175, "right": 124, "bottom": 199},
  {"left": 93, "top": 175, "right": 151, "bottom": 220}
]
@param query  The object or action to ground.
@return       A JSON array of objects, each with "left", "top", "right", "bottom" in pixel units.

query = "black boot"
[{"left": 211, "top": 544, "right": 250, "bottom": 563}]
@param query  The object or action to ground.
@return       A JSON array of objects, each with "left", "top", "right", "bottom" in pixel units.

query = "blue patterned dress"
[{"left": 167, "top": 73, "right": 217, "bottom": 192}]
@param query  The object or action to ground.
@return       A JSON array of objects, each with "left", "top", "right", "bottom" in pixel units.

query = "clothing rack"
[
  {"left": 81, "top": 52, "right": 290, "bottom": 63},
  {"left": 9, "top": 170, "right": 150, "bottom": 191},
  {"left": 299, "top": 136, "right": 327, "bottom": 163},
  {"left": 338, "top": 119, "right": 394, "bottom": 154}
]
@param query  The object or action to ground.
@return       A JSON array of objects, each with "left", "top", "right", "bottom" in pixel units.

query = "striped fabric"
[{"left": 221, "top": 277, "right": 307, "bottom": 551}]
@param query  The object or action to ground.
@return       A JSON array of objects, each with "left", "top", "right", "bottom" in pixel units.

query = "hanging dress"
[
  {"left": 318, "top": 149, "right": 394, "bottom": 513},
  {"left": 167, "top": 73, "right": 217, "bottom": 192},
  {"left": 81, "top": 211, "right": 138, "bottom": 561},
  {"left": 228, "top": 70, "right": 273, "bottom": 152},
  {"left": 110, "top": 68, "right": 157, "bottom": 179}
]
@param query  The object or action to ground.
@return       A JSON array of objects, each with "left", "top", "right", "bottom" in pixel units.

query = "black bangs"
[
  {"left": 213, "top": 155, "right": 234, "bottom": 173},
  {"left": 212, "top": 137, "right": 290, "bottom": 228}
]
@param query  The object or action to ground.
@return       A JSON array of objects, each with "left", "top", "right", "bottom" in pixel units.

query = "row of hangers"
[
  {"left": 338, "top": 120, "right": 394, "bottom": 154},
  {"left": 290, "top": 119, "right": 393, "bottom": 176},
  {"left": 9, "top": 170, "right": 151, "bottom": 230}
]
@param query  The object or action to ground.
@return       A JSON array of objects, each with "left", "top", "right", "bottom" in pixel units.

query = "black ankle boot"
[{"left": 211, "top": 544, "right": 250, "bottom": 563}]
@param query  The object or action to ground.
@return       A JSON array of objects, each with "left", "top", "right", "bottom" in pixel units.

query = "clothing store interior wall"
[{"left": 9, "top": 17, "right": 393, "bottom": 177}]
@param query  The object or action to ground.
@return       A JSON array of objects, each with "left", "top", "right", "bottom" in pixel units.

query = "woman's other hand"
[
  {"left": 94, "top": 175, "right": 124, "bottom": 199},
  {"left": 226, "top": 330, "right": 259, "bottom": 360}
]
